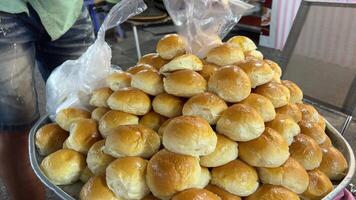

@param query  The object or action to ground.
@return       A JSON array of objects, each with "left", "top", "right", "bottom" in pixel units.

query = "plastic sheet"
[{"left": 46, "top": 0, "right": 147, "bottom": 120}]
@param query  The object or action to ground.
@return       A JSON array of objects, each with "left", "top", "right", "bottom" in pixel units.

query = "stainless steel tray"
[{"left": 29, "top": 115, "right": 355, "bottom": 200}]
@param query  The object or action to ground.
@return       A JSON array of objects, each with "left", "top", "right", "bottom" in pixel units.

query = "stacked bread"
[{"left": 36, "top": 34, "right": 349, "bottom": 200}]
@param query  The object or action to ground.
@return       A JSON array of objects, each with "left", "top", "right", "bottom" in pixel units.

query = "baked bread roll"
[
  {"left": 241, "top": 93, "right": 276, "bottom": 122},
  {"left": 106, "top": 71, "right": 131, "bottom": 91},
  {"left": 138, "top": 53, "right": 168, "bottom": 70},
  {"left": 237, "top": 58, "right": 274, "bottom": 88},
  {"left": 63, "top": 118, "right": 101, "bottom": 154},
  {"left": 200, "top": 63, "right": 219, "bottom": 81},
  {"left": 89, "top": 87, "right": 113, "bottom": 108},
  {"left": 200, "top": 134, "right": 238, "bottom": 167},
  {"left": 35, "top": 123, "right": 69, "bottom": 156},
  {"left": 106, "top": 157, "right": 149, "bottom": 199},
  {"left": 163, "top": 69, "right": 207, "bottom": 97},
  {"left": 211, "top": 159, "right": 259, "bottom": 197},
  {"left": 80, "top": 167, "right": 94, "bottom": 183},
  {"left": 104, "top": 124, "right": 160, "bottom": 159},
  {"left": 227, "top": 36, "right": 257, "bottom": 52},
  {"left": 196, "top": 167, "right": 211, "bottom": 189},
  {"left": 301, "top": 169, "right": 333, "bottom": 200},
  {"left": 264, "top": 59, "right": 282, "bottom": 83},
  {"left": 216, "top": 104, "right": 265, "bottom": 142},
  {"left": 208, "top": 65, "right": 251, "bottom": 103},
  {"left": 282, "top": 80, "right": 303, "bottom": 103},
  {"left": 163, "top": 115, "right": 217, "bottom": 156},
  {"left": 127, "top": 63, "right": 157, "bottom": 75},
  {"left": 146, "top": 149, "right": 201, "bottom": 199},
  {"left": 182, "top": 92, "right": 228, "bottom": 125},
  {"left": 41, "top": 149, "right": 86, "bottom": 185},
  {"left": 317, "top": 147, "right": 348, "bottom": 181},
  {"left": 139, "top": 111, "right": 168, "bottom": 132},
  {"left": 318, "top": 115, "right": 326, "bottom": 130},
  {"left": 254, "top": 81, "right": 291, "bottom": 108},
  {"left": 266, "top": 114, "right": 300, "bottom": 145},
  {"left": 131, "top": 69, "right": 164, "bottom": 95},
  {"left": 205, "top": 184, "right": 241, "bottom": 200},
  {"left": 296, "top": 103, "right": 320, "bottom": 124},
  {"left": 239, "top": 127, "right": 290, "bottom": 167},
  {"left": 172, "top": 188, "right": 221, "bottom": 200},
  {"left": 206, "top": 44, "right": 245, "bottom": 66},
  {"left": 156, "top": 34, "right": 186, "bottom": 59},
  {"left": 98, "top": 110, "right": 139, "bottom": 137},
  {"left": 107, "top": 87, "right": 151, "bottom": 115},
  {"left": 80, "top": 175, "right": 121, "bottom": 200},
  {"left": 275, "top": 103, "right": 302, "bottom": 122},
  {"left": 245, "top": 184, "right": 300, "bottom": 200},
  {"left": 86, "top": 140, "right": 115, "bottom": 175},
  {"left": 56, "top": 108, "right": 90, "bottom": 131},
  {"left": 319, "top": 135, "right": 333, "bottom": 148},
  {"left": 289, "top": 134, "right": 322, "bottom": 170},
  {"left": 244, "top": 50, "right": 263, "bottom": 60},
  {"left": 160, "top": 54, "right": 203, "bottom": 73},
  {"left": 152, "top": 93, "right": 184, "bottom": 118},
  {"left": 258, "top": 157, "right": 309, "bottom": 194},
  {"left": 91, "top": 107, "right": 110, "bottom": 121},
  {"left": 298, "top": 120, "right": 326, "bottom": 144},
  {"left": 157, "top": 118, "right": 172, "bottom": 138}
]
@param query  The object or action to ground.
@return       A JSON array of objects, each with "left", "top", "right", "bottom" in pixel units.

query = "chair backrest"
[{"left": 281, "top": 1, "right": 356, "bottom": 116}]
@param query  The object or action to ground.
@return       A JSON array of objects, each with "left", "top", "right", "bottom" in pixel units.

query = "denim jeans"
[{"left": 0, "top": 6, "right": 94, "bottom": 129}]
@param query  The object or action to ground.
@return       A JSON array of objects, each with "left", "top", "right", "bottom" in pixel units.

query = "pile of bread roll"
[{"left": 36, "top": 34, "right": 349, "bottom": 200}]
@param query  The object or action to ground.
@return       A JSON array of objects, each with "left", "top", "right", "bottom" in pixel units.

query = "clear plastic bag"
[
  {"left": 46, "top": 0, "right": 147, "bottom": 120},
  {"left": 163, "top": 0, "right": 253, "bottom": 58}
]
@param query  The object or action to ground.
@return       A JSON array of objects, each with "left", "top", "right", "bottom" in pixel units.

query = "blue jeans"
[{"left": 0, "top": 6, "right": 95, "bottom": 130}]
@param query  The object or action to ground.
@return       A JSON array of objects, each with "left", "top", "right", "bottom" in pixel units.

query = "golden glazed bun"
[
  {"left": 206, "top": 44, "right": 245, "bottom": 66},
  {"left": 319, "top": 135, "right": 333, "bottom": 148},
  {"left": 89, "top": 87, "right": 113, "bottom": 108},
  {"left": 56, "top": 108, "right": 90, "bottom": 131},
  {"left": 254, "top": 81, "right": 291, "bottom": 108},
  {"left": 182, "top": 92, "right": 228, "bottom": 125},
  {"left": 41, "top": 149, "right": 86, "bottom": 185},
  {"left": 172, "top": 188, "right": 221, "bottom": 200},
  {"left": 80, "top": 167, "right": 94, "bottom": 183},
  {"left": 211, "top": 160, "right": 259, "bottom": 197},
  {"left": 106, "top": 157, "right": 149, "bottom": 199},
  {"left": 163, "top": 70, "right": 207, "bottom": 97},
  {"left": 139, "top": 111, "right": 168, "bottom": 132},
  {"left": 296, "top": 103, "right": 321, "bottom": 124},
  {"left": 241, "top": 93, "right": 276, "bottom": 122},
  {"left": 196, "top": 167, "right": 211, "bottom": 189},
  {"left": 266, "top": 114, "right": 300, "bottom": 145},
  {"left": 282, "top": 80, "right": 303, "bottom": 103},
  {"left": 264, "top": 59, "right": 282, "bottom": 83},
  {"left": 301, "top": 169, "right": 333, "bottom": 200},
  {"left": 160, "top": 54, "right": 203, "bottom": 73},
  {"left": 107, "top": 87, "right": 151, "bottom": 115},
  {"left": 146, "top": 149, "right": 201, "bottom": 200},
  {"left": 131, "top": 69, "right": 164, "bottom": 95},
  {"left": 104, "top": 124, "right": 160, "bottom": 159},
  {"left": 239, "top": 127, "right": 290, "bottom": 168},
  {"left": 200, "top": 63, "right": 219, "bottom": 81},
  {"left": 80, "top": 175, "right": 121, "bottom": 200},
  {"left": 200, "top": 134, "right": 238, "bottom": 167},
  {"left": 208, "top": 65, "right": 251, "bottom": 103},
  {"left": 152, "top": 93, "right": 184, "bottom": 118},
  {"left": 98, "top": 110, "right": 139, "bottom": 137},
  {"left": 298, "top": 120, "right": 327, "bottom": 144},
  {"left": 163, "top": 115, "right": 217, "bottom": 156},
  {"left": 91, "top": 107, "right": 110, "bottom": 121},
  {"left": 216, "top": 104, "right": 265, "bottom": 142},
  {"left": 106, "top": 71, "right": 131, "bottom": 91},
  {"left": 156, "top": 34, "right": 186, "bottom": 60},
  {"left": 227, "top": 36, "right": 257, "bottom": 52},
  {"left": 64, "top": 118, "right": 101, "bottom": 154},
  {"left": 275, "top": 103, "right": 302, "bottom": 122},
  {"left": 317, "top": 147, "right": 348, "bottom": 181},
  {"left": 289, "top": 134, "right": 322, "bottom": 170},
  {"left": 244, "top": 50, "right": 263, "bottom": 60},
  {"left": 86, "top": 140, "right": 115, "bottom": 175},
  {"left": 205, "top": 184, "right": 241, "bottom": 200},
  {"left": 318, "top": 115, "right": 326, "bottom": 130},
  {"left": 238, "top": 58, "right": 274, "bottom": 88},
  {"left": 35, "top": 123, "right": 69, "bottom": 156},
  {"left": 127, "top": 63, "right": 157, "bottom": 75},
  {"left": 138, "top": 53, "right": 168, "bottom": 70},
  {"left": 245, "top": 184, "right": 300, "bottom": 200},
  {"left": 258, "top": 157, "right": 309, "bottom": 194},
  {"left": 157, "top": 118, "right": 172, "bottom": 138}
]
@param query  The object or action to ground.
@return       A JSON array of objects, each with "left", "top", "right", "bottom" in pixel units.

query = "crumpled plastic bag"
[
  {"left": 163, "top": 0, "right": 253, "bottom": 58},
  {"left": 46, "top": 0, "right": 147, "bottom": 120}
]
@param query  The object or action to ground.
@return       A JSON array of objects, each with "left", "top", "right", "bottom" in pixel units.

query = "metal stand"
[
  {"left": 132, "top": 25, "right": 141, "bottom": 59},
  {"left": 341, "top": 115, "right": 352, "bottom": 135}
]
